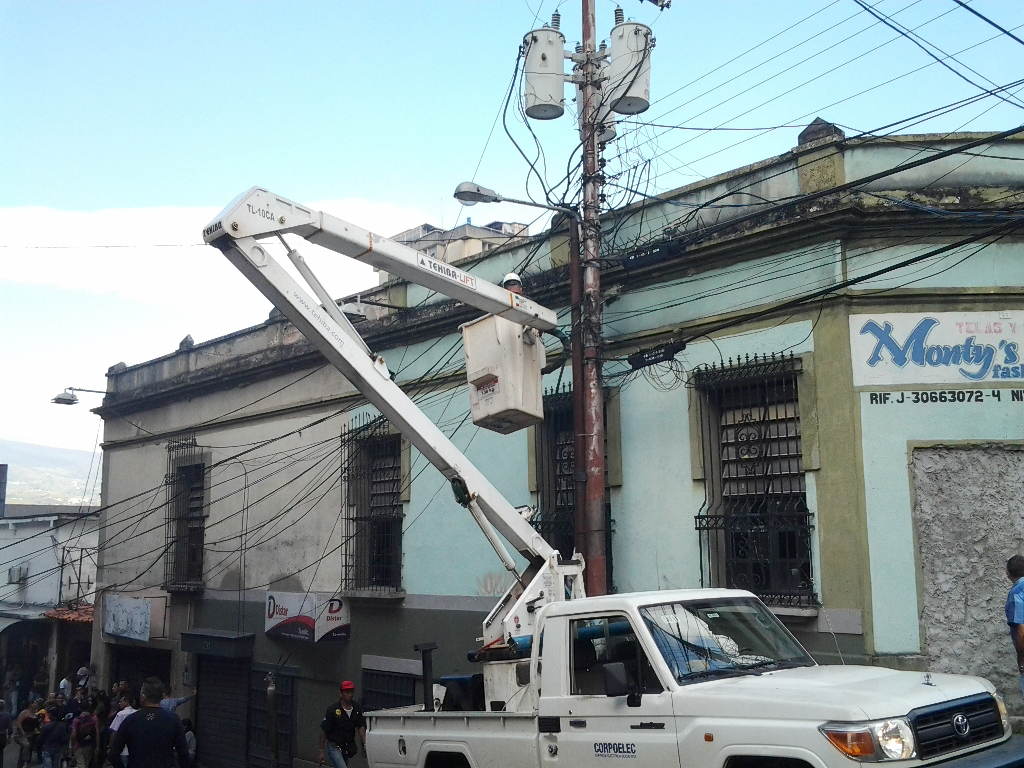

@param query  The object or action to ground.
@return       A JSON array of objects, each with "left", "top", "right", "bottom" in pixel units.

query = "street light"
[
  {"left": 453, "top": 182, "right": 590, "bottom": 575},
  {"left": 453, "top": 182, "right": 579, "bottom": 221},
  {"left": 51, "top": 387, "right": 105, "bottom": 406}
]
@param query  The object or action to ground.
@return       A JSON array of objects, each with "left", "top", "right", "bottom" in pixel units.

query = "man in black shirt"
[
  {"left": 318, "top": 681, "right": 366, "bottom": 767},
  {"left": 38, "top": 707, "right": 69, "bottom": 768},
  {"left": 108, "top": 677, "right": 189, "bottom": 768}
]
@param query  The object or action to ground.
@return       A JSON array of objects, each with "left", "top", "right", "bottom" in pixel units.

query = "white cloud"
[
  {"left": 0, "top": 197, "right": 431, "bottom": 304},
  {"left": 0, "top": 198, "right": 433, "bottom": 452}
]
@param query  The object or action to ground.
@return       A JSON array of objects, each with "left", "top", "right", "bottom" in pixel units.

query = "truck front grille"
[{"left": 908, "top": 693, "right": 1003, "bottom": 759}]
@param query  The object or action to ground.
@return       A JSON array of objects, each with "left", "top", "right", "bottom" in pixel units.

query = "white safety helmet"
[{"left": 502, "top": 272, "right": 522, "bottom": 287}]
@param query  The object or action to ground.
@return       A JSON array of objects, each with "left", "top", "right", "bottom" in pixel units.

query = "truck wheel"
[{"left": 424, "top": 751, "right": 472, "bottom": 768}]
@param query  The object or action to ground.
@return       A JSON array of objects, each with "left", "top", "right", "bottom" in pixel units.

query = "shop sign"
[
  {"left": 104, "top": 595, "right": 151, "bottom": 641},
  {"left": 265, "top": 592, "right": 350, "bottom": 642},
  {"left": 851, "top": 312, "right": 1024, "bottom": 386}
]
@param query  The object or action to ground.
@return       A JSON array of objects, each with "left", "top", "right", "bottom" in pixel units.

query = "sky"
[{"left": 2, "top": 0, "right": 1023, "bottom": 453}]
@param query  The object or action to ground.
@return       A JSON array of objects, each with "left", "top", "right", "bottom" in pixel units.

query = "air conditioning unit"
[{"left": 7, "top": 566, "right": 26, "bottom": 585}]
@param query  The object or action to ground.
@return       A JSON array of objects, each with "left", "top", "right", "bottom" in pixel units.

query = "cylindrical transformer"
[
  {"left": 608, "top": 20, "right": 652, "bottom": 115},
  {"left": 523, "top": 25, "right": 566, "bottom": 120}
]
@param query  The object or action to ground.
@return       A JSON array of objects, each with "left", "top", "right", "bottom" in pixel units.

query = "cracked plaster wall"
[{"left": 912, "top": 446, "right": 1024, "bottom": 713}]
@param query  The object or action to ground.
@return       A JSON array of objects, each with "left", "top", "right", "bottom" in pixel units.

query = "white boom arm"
[{"left": 204, "top": 188, "right": 583, "bottom": 649}]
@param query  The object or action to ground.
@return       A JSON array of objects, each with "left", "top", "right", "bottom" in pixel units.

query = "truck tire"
[{"left": 424, "top": 752, "right": 472, "bottom": 768}]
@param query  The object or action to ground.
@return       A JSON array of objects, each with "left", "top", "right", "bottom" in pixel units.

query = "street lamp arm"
[
  {"left": 51, "top": 387, "right": 106, "bottom": 406},
  {"left": 453, "top": 182, "right": 579, "bottom": 222},
  {"left": 499, "top": 195, "right": 580, "bottom": 222}
]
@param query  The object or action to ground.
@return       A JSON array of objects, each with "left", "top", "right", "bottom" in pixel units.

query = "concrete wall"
[
  {"left": 0, "top": 516, "right": 97, "bottom": 606},
  {"left": 912, "top": 446, "right": 1024, "bottom": 713},
  {"left": 610, "top": 320, "right": 816, "bottom": 595},
  {"left": 858, "top": 384, "right": 1024, "bottom": 657}
]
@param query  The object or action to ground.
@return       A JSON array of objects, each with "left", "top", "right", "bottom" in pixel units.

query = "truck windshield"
[{"left": 639, "top": 598, "right": 814, "bottom": 683}]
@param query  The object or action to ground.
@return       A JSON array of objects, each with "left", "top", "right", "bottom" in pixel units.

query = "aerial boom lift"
[{"left": 203, "top": 187, "right": 584, "bottom": 653}]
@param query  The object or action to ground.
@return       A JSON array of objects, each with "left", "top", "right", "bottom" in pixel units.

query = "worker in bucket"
[{"left": 502, "top": 272, "right": 524, "bottom": 296}]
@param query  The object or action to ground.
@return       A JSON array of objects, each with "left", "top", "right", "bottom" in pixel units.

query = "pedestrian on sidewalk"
[
  {"left": 181, "top": 719, "right": 196, "bottom": 768},
  {"left": 159, "top": 688, "right": 195, "bottom": 714},
  {"left": 71, "top": 705, "right": 99, "bottom": 768},
  {"left": 108, "top": 695, "right": 137, "bottom": 768},
  {"left": 317, "top": 681, "right": 366, "bottom": 768},
  {"left": 14, "top": 700, "right": 41, "bottom": 768},
  {"left": 107, "top": 678, "right": 189, "bottom": 768},
  {"left": 1005, "top": 554, "right": 1024, "bottom": 697},
  {"left": 37, "top": 707, "right": 68, "bottom": 768},
  {"left": 0, "top": 700, "right": 14, "bottom": 755},
  {"left": 59, "top": 674, "right": 73, "bottom": 702}
]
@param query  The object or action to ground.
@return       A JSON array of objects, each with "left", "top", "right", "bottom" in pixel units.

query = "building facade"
[
  {"left": 0, "top": 503, "right": 98, "bottom": 711},
  {"left": 91, "top": 124, "right": 1024, "bottom": 764}
]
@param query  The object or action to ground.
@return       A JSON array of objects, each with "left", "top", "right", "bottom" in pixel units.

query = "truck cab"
[{"left": 532, "top": 589, "right": 1014, "bottom": 768}]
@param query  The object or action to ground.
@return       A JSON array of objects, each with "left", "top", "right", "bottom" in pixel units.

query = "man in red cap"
[{"left": 318, "top": 681, "right": 365, "bottom": 767}]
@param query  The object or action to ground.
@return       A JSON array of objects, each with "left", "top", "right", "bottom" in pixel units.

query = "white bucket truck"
[{"left": 205, "top": 189, "right": 1023, "bottom": 768}]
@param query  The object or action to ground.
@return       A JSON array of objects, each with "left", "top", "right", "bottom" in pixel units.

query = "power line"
[
  {"left": 678, "top": 217, "right": 1022, "bottom": 348},
  {"left": 660, "top": 120, "right": 1024, "bottom": 252},
  {"left": 641, "top": 10, "right": 1016, "bottom": 188},
  {"left": 627, "top": 0, "right": 934, "bottom": 164},
  {"left": 851, "top": 0, "right": 1024, "bottom": 111},
  {"left": 950, "top": 0, "right": 1024, "bottom": 48}
]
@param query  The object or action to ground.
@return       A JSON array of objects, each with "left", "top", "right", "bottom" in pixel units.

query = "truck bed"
[{"left": 367, "top": 709, "right": 539, "bottom": 768}]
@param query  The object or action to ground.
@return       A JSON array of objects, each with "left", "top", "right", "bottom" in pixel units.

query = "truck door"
[{"left": 549, "top": 613, "right": 679, "bottom": 768}]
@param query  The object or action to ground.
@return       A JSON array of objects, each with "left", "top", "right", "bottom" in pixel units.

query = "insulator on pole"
[
  {"left": 614, "top": 7, "right": 625, "bottom": 24},
  {"left": 522, "top": 24, "right": 567, "bottom": 120},
  {"left": 608, "top": 17, "right": 652, "bottom": 115},
  {"left": 551, "top": 11, "right": 561, "bottom": 30}
]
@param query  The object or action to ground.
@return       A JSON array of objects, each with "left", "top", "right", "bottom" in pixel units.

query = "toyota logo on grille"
[{"left": 952, "top": 713, "right": 970, "bottom": 737}]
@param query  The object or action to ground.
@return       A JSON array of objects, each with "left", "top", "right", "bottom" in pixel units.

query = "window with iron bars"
[
  {"left": 164, "top": 435, "right": 206, "bottom": 593},
  {"left": 343, "top": 419, "right": 403, "bottom": 594},
  {"left": 693, "top": 354, "right": 816, "bottom": 607},
  {"left": 533, "top": 389, "right": 577, "bottom": 559},
  {"left": 532, "top": 386, "right": 620, "bottom": 581}
]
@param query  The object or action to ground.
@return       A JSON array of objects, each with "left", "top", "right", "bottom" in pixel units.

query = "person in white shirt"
[
  {"left": 59, "top": 673, "right": 73, "bottom": 700},
  {"left": 108, "top": 696, "right": 137, "bottom": 768}
]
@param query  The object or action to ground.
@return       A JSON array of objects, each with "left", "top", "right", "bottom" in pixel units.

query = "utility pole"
[
  {"left": 567, "top": 218, "right": 586, "bottom": 578},
  {"left": 519, "top": 3, "right": 659, "bottom": 595},
  {"left": 578, "top": 0, "right": 607, "bottom": 596}
]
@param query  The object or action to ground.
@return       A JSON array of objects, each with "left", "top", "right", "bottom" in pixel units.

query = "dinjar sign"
[
  {"left": 265, "top": 591, "right": 351, "bottom": 642},
  {"left": 850, "top": 312, "right": 1024, "bottom": 386}
]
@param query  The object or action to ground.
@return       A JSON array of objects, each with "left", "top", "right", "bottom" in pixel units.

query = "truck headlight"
[
  {"left": 875, "top": 719, "right": 915, "bottom": 759},
  {"left": 820, "top": 719, "right": 916, "bottom": 761}
]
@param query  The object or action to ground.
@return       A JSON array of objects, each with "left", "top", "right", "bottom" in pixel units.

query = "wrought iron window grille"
[
  {"left": 692, "top": 353, "right": 817, "bottom": 607},
  {"left": 164, "top": 433, "right": 206, "bottom": 593},
  {"left": 533, "top": 386, "right": 577, "bottom": 559},
  {"left": 342, "top": 415, "right": 403, "bottom": 595},
  {"left": 532, "top": 384, "right": 615, "bottom": 585}
]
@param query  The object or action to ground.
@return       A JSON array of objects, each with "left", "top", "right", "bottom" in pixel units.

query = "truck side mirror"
[{"left": 603, "top": 662, "right": 629, "bottom": 697}]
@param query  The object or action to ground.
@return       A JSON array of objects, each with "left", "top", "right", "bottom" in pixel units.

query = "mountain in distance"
[{"left": 0, "top": 439, "right": 100, "bottom": 506}]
